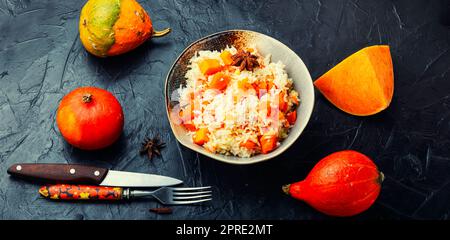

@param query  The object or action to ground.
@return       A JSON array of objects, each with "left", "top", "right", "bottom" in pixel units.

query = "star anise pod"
[
  {"left": 140, "top": 136, "right": 166, "bottom": 160},
  {"left": 231, "top": 50, "right": 260, "bottom": 71}
]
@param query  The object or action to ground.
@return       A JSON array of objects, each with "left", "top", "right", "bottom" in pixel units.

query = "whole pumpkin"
[
  {"left": 79, "top": 0, "right": 170, "bottom": 57},
  {"left": 283, "top": 150, "right": 384, "bottom": 217},
  {"left": 56, "top": 87, "right": 124, "bottom": 150}
]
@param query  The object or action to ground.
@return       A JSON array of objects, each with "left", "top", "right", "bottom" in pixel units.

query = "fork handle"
[{"left": 39, "top": 185, "right": 123, "bottom": 200}]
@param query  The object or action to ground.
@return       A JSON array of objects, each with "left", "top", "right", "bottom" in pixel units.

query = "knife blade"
[{"left": 7, "top": 163, "right": 182, "bottom": 187}]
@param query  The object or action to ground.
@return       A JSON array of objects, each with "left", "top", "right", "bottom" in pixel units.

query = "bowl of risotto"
[{"left": 165, "top": 30, "right": 314, "bottom": 164}]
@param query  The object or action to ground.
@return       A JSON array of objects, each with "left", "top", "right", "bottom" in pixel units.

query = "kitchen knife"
[{"left": 7, "top": 163, "right": 182, "bottom": 187}]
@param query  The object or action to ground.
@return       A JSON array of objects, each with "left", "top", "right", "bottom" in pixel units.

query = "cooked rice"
[{"left": 175, "top": 46, "right": 299, "bottom": 157}]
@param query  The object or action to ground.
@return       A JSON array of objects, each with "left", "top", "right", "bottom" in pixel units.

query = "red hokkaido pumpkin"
[
  {"left": 56, "top": 87, "right": 124, "bottom": 150},
  {"left": 283, "top": 150, "right": 384, "bottom": 217}
]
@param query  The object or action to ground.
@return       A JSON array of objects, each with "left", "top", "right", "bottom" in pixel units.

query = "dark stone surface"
[{"left": 0, "top": 0, "right": 449, "bottom": 220}]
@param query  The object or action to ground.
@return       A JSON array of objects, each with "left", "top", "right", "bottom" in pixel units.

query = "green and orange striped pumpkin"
[{"left": 79, "top": 0, "right": 170, "bottom": 57}]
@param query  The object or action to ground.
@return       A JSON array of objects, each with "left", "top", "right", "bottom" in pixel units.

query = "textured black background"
[{"left": 0, "top": 0, "right": 449, "bottom": 220}]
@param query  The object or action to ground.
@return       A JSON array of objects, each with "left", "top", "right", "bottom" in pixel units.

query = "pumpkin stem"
[
  {"left": 378, "top": 171, "right": 385, "bottom": 184},
  {"left": 152, "top": 28, "right": 171, "bottom": 38},
  {"left": 82, "top": 93, "right": 92, "bottom": 103},
  {"left": 282, "top": 184, "right": 291, "bottom": 195}
]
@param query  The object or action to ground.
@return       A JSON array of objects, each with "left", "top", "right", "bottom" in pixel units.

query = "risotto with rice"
[{"left": 175, "top": 46, "right": 299, "bottom": 157}]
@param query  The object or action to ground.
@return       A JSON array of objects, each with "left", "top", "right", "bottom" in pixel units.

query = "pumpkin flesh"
[{"left": 314, "top": 45, "right": 394, "bottom": 116}]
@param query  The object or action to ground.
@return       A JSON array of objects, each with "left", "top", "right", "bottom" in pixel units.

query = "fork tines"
[{"left": 171, "top": 186, "right": 212, "bottom": 204}]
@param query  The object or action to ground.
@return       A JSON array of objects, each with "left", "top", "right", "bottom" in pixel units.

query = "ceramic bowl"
[{"left": 165, "top": 30, "right": 314, "bottom": 165}]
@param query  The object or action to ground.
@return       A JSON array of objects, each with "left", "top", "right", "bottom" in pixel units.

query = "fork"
[
  {"left": 39, "top": 184, "right": 212, "bottom": 205},
  {"left": 124, "top": 186, "right": 212, "bottom": 204}
]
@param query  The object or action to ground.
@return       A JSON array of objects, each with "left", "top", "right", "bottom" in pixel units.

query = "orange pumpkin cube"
[
  {"left": 198, "top": 59, "right": 222, "bottom": 76},
  {"left": 259, "top": 134, "right": 278, "bottom": 154},
  {"left": 193, "top": 128, "right": 209, "bottom": 145},
  {"left": 240, "top": 139, "right": 258, "bottom": 150},
  {"left": 209, "top": 72, "right": 230, "bottom": 91},
  {"left": 220, "top": 50, "right": 234, "bottom": 65}
]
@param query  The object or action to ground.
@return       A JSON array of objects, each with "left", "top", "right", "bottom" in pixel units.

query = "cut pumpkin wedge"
[{"left": 314, "top": 45, "right": 394, "bottom": 116}]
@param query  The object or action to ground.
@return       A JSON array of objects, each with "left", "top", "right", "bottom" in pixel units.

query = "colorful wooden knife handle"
[{"left": 39, "top": 184, "right": 123, "bottom": 200}]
